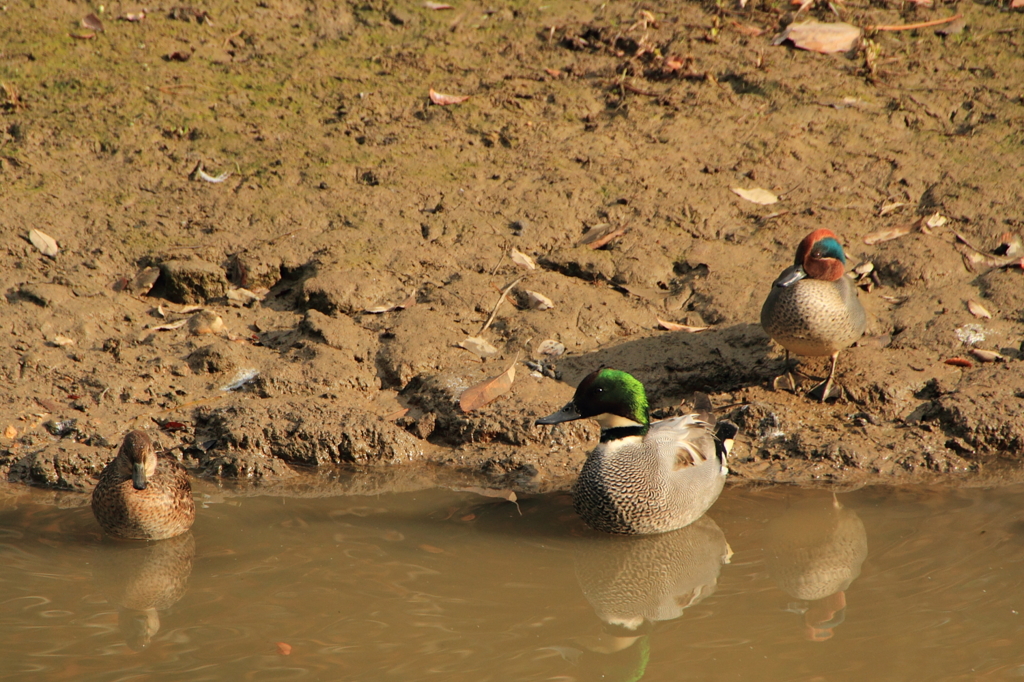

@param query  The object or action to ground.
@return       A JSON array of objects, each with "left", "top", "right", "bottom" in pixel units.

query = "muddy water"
[{"left": 3, "top": 482, "right": 1024, "bottom": 681}]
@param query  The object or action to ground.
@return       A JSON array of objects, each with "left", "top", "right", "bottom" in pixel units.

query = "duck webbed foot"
[
  {"left": 771, "top": 350, "right": 803, "bottom": 393},
  {"left": 806, "top": 352, "right": 843, "bottom": 403},
  {"left": 805, "top": 379, "right": 844, "bottom": 402},
  {"left": 772, "top": 373, "right": 798, "bottom": 393}
]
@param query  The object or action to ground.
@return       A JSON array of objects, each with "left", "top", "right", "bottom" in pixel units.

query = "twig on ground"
[
  {"left": 869, "top": 14, "right": 962, "bottom": 32},
  {"left": 478, "top": 276, "right": 524, "bottom": 336}
]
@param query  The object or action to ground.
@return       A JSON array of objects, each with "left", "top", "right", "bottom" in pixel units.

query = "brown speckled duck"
[
  {"left": 94, "top": 531, "right": 196, "bottom": 650},
  {"left": 92, "top": 430, "right": 195, "bottom": 541},
  {"left": 764, "top": 495, "right": 867, "bottom": 641},
  {"left": 760, "top": 229, "right": 866, "bottom": 401},
  {"left": 535, "top": 369, "right": 733, "bottom": 535}
]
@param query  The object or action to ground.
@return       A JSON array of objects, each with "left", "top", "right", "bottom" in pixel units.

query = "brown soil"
[{"left": 1, "top": 0, "right": 1023, "bottom": 495}]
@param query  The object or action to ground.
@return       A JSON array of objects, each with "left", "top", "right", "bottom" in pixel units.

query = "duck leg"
[
  {"left": 772, "top": 350, "right": 799, "bottom": 393},
  {"left": 807, "top": 351, "right": 843, "bottom": 402}
]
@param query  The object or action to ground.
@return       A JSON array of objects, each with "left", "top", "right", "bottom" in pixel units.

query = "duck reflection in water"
[
  {"left": 93, "top": 531, "right": 196, "bottom": 650},
  {"left": 564, "top": 516, "right": 731, "bottom": 678},
  {"left": 763, "top": 494, "right": 867, "bottom": 641}
]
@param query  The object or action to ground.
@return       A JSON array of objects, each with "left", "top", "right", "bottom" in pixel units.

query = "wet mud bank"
[{"left": 1, "top": 0, "right": 1022, "bottom": 495}]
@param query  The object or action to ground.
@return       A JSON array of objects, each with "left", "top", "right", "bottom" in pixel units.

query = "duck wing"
[{"left": 646, "top": 414, "right": 716, "bottom": 471}]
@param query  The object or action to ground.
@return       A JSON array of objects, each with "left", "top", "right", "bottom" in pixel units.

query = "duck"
[
  {"left": 94, "top": 531, "right": 196, "bottom": 649},
  {"left": 763, "top": 494, "right": 867, "bottom": 641},
  {"left": 574, "top": 515, "right": 732, "bottom": 628},
  {"left": 760, "top": 228, "right": 866, "bottom": 401},
  {"left": 535, "top": 369, "right": 733, "bottom": 535},
  {"left": 91, "top": 430, "right": 195, "bottom": 541}
]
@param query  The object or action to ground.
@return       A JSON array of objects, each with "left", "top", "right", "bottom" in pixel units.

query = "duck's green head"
[{"left": 535, "top": 369, "right": 650, "bottom": 431}]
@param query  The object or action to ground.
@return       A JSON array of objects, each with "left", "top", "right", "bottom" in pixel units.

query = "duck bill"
[
  {"left": 535, "top": 401, "right": 583, "bottom": 425},
  {"left": 773, "top": 265, "right": 807, "bottom": 288},
  {"left": 132, "top": 462, "right": 149, "bottom": 491}
]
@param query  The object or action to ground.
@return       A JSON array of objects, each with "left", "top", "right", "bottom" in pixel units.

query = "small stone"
[
  {"left": 226, "top": 287, "right": 262, "bottom": 307},
  {"left": 187, "top": 340, "right": 241, "bottom": 374},
  {"left": 188, "top": 310, "right": 224, "bottom": 335},
  {"left": 413, "top": 412, "right": 436, "bottom": 439},
  {"left": 160, "top": 259, "right": 228, "bottom": 304},
  {"left": 45, "top": 419, "right": 79, "bottom": 437}
]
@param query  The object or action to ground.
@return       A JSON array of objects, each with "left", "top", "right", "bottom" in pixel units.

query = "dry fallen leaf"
[
  {"left": 456, "top": 486, "right": 521, "bottom": 514},
  {"left": 365, "top": 290, "right": 416, "bottom": 314},
  {"left": 731, "top": 187, "right": 779, "bottom": 205},
  {"left": 925, "top": 212, "right": 948, "bottom": 229},
  {"left": 3, "top": 425, "right": 16, "bottom": 439},
  {"left": 276, "top": 642, "right": 292, "bottom": 656},
  {"left": 226, "top": 287, "right": 262, "bottom": 307},
  {"left": 509, "top": 247, "right": 536, "bottom": 270},
  {"left": 970, "top": 349, "right": 1004, "bottom": 363},
  {"left": 29, "top": 229, "right": 59, "bottom": 258},
  {"left": 459, "top": 361, "right": 516, "bottom": 412},
  {"left": 82, "top": 13, "right": 105, "bottom": 31},
  {"left": 577, "top": 223, "right": 626, "bottom": 249},
  {"left": 852, "top": 261, "right": 874, "bottom": 276},
  {"left": 878, "top": 202, "right": 906, "bottom": 216},
  {"left": 544, "top": 68, "right": 562, "bottom": 77},
  {"left": 663, "top": 55, "right": 686, "bottom": 71},
  {"left": 657, "top": 318, "right": 710, "bottom": 333},
  {"left": 954, "top": 233, "right": 1023, "bottom": 272},
  {"left": 863, "top": 225, "right": 912, "bottom": 245},
  {"left": 772, "top": 21, "right": 862, "bottom": 54},
  {"left": 131, "top": 266, "right": 161, "bottom": 295},
  {"left": 458, "top": 336, "right": 499, "bottom": 358},
  {"left": 967, "top": 300, "right": 992, "bottom": 319},
  {"left": 457, "top": 486, "right": 518, "bottom": 503},
  {"left": 429, "top": 88, "right": 469, "bottom": 105},
  {"left": 997, "top": 231, "right": 1022, "bottom": 258},
  {"left": 419, "top": 544, "right": 445, "bottom": 554},
  {"left": 730, "top": 21, "right": 765, "bottom": 37},
  {"left": 197, "top": 167, "right": 230, "bottom": 183},
  {"left": 524, "top": 290, "right": 554, "bottom": 310},
  {"left": 151, "top": 319, "right": 188, "bottom": 332}
]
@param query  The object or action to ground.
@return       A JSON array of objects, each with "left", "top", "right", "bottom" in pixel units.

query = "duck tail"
[{"left": 713, "top": 419, "right": 739, "bottom": 465}]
